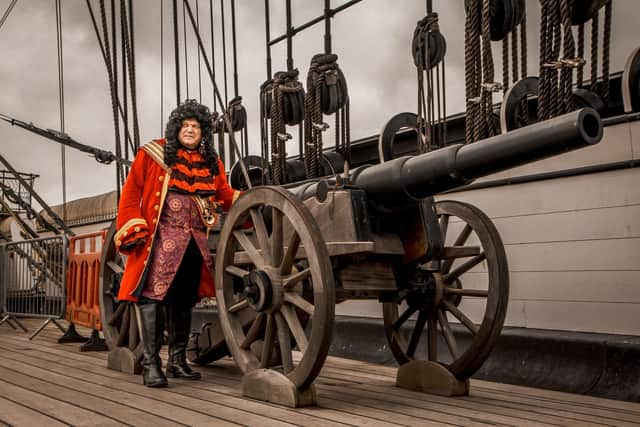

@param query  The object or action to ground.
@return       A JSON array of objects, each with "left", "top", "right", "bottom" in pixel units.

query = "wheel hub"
[
  {"left": 404, "top": 268, "right": 444, "bottom": 310},
  {"left": 244, "top": 270, "right": 272, "bottom": 312}
]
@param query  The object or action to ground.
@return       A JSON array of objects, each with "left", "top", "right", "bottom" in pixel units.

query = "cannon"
[{"left": 99, "top": 108, "right": 602, "bottom": 405}]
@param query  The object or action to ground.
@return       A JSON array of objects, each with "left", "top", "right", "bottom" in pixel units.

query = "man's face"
[{"left": 177, "top": 118, "right": 202, "bottom": 149}]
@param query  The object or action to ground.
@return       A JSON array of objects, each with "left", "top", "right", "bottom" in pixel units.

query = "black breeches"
[{"left": 164, "top": 238, "right": 203, "bottom": 309}]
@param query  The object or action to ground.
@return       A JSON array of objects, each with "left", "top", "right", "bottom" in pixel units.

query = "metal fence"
[{"left": 0, "top": 235, "right": 67, "bottom": 338}]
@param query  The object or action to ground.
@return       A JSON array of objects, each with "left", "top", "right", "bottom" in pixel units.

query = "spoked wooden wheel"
[
  {"left": 99, "top": 221, "right": 143, "bottom": 357},
  {"left": 383, "top": 200, "right": 509, "bottom": 380},
  {"left": 216, "top": 186, "right": 335, "bottom": 389}
]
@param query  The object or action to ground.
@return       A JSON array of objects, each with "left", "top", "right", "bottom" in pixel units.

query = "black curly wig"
[{"left": 164, "top": 99, "right": 219, "bottom": 176}]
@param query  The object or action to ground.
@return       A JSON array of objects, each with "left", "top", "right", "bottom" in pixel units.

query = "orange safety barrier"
[{"left": 65, "top": 229, "right": 107, "bottom": 331}]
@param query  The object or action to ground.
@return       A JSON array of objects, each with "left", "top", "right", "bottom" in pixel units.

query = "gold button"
[
  {"left": 159, "top": 176, "right": 164, "bottom": 181},
  {"left": 147, "top": 246, "right": 151, "bottom": 252},
  {"left": 152, "top": 218, "right": 157, "bottom": 224},
  {"left": 134, "top": 226, "right": 140, "bottom": 232},
  {"left": 154, "top": 205, "right": 159, "bottom": 210},
  {"left": 123, "top": 231, "right": 128, "bottom": 237},
  {"left": 116, "top": 240, "right": 122, "bottom": 247},
  {"left": 155, "top": 191, "right": 161, "bottom": 197}
]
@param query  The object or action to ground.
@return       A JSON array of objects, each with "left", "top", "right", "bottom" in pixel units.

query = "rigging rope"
[
  {"left": 0, "top": 0, "right": 18, "bottom": 32},
  {"left": 182, "top": 0, "right": 189, "bottom": 98},
  {"left": 464, "top": 0, "right": 481, "bottom": 144},
  {"left": 220, "top": 0, "right": 229, "bottom": 106},
  {"left": 95, "top": 0, "right": 125, "bottom": 198},
  {"left": 173, "top": 0, "right": 180, "bottom": 105},
  {"left": 121, "top": 0, "right": 139, "bottom": 153},
  {"left": 589, "top": 6, "right": 598, "bottom": 94},
  {"left": 209, "top": 0, "right": 216, "bottom": 112},
  {"left": 55, "top": 0, "right": 67, "bottom": 226},
  {"left": 196, "top": 0, "right": 202, "bottom": 102},
  {"left": 577, "top": 22, "right": 585, "bottom": 87},
  {"left": 602, "top": 0, "right": 612, "bottom": 105},
  {"left": 159, "top": 2, "right": 164, "bottom": 135},
  {"left": 86, "top": 0, "right": 135, "bottom": 156}
]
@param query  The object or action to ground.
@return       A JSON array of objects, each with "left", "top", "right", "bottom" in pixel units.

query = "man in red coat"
[{"left": 115, "top": 100, "right": 240, "bottom": 387}]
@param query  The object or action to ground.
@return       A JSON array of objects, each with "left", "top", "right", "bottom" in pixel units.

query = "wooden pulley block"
[
  {"left": 282, "top": 87, "right": 305, "bottom": 126},
  {"left": 490, "top": 0, "right": 517, "bottom": 41},
  {"left": 411, "top": 16, "right": 447, "bottom": 69},
  {"left": 464, "top": 0, "right": 520, "bottom": 41},
  {"left": 571, "top": 0, "right": 607, "bottom": 26},
  {"left": 378, "top": 112, "right": 420, "bottom": 162},
  {"left": 572, "top": 88, "right": 605, "bottom": 113},
  {"left": 225, "top": 96, "right": 247, "bottom": 133},
  {"left": 229, "top": 155, "right": 271, "bottom": 190},
  {"left": 274, "top": 70, "right": 305, "bottom": 126},
  {"left": 285, "top": 158, "right": 307, "bottom": 183},
  {"left": 309, "top": 53, "right": 348, "bottom": 115},
  {"left": 320, "top": 74, "right": 339, "bottom": 115},
  {"left": 623, "top": 46, "right": 640, "bottom": 113},
  {"left": 500, "top": 76, "right": 538, "bottom": 133}
]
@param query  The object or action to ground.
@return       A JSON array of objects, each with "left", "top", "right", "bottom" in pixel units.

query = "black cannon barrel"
[{"left": 350, "top": 108, "right": 602, "bottom": 208}]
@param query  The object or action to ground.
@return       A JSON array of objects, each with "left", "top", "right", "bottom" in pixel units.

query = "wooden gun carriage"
[{"left": 99, "top": 107, "right": 603, "bottom": 406}]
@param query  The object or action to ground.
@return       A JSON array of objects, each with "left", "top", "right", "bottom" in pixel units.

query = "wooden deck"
[{"left": 1, "top": 319, "right": 639, "bottom": 426}]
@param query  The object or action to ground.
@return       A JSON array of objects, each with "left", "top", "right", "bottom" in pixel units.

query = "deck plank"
[
  {"left": 2, "top": 319, "right": 640, "bottom": 427},
  {"left": 313, "top": 358, "right": 640, "bottom": 426},
  {"left": 0, "top": 378, "right": 125, "bottom": 426},
  {"left": 0, "top": 395, "right": 69, "bottom": 427}
]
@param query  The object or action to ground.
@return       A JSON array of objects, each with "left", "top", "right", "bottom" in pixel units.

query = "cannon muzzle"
[{"left": 350, "top": 108, "right": 602, "bottom": 209}]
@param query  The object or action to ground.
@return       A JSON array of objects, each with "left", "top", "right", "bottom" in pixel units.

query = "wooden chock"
[
  {"left": 107, "top": 347, "right": 142, "bottom": 375},
  {"left": 396, "top": 360, "right": 469, "bottom": 396},
  {"left": 241, "top": 369, "right": 317, "bottom": 407}
]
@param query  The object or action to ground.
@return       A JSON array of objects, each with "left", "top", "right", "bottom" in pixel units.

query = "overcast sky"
[{"left": 0, "top": 0, "right": 639, "bottom": 210}]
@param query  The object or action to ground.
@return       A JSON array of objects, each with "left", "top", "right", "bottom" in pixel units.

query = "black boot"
[
  {"left": 166, "top": 306, "right": 202, "bottom": 380},
  {"left": 137, "top": 302, "right": 168, "bottom": 387}
]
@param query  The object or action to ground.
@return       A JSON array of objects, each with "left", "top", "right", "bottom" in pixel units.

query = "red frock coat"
[{"left": 114, "top": 139, "right": 240, "bottom": 302}]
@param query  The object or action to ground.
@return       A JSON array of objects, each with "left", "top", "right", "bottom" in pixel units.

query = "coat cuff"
[{"left": 114, "top": 218, "right": 150, "bottom": 249}]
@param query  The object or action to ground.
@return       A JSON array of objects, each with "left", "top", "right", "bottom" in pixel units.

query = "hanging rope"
[
  {"left": 576, "top": 23, "right": 585, "bottom": 87},
  {"left": 464, "top": 0, "right": 499, "bottom": 143},
  {"left": 480, "top": 0, "right": 497, "bottom": 138},
  {"left": 464, "top": 0, "right": 481, "bottom": 144},
  {"left": 589, "top": 7, "right": 599, "bottom": 94},
  {"left": 601, "top": 0, "right": 612, "bottom": 105},
  {"left": 559, "top": 0, "right": 575, "bottom": 113}
]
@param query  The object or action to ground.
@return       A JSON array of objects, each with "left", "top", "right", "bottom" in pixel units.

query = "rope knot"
[{"left": 481, "top": 81, "right": 503, "bottom": 92}]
